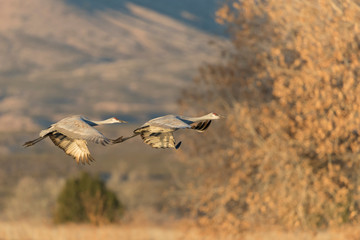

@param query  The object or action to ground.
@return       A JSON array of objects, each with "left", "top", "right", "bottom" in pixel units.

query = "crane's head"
[{"left": 109, "top": 117, "right": 127, "bottom": 123}]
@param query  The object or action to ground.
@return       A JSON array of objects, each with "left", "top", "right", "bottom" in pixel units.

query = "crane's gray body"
[{"left": 39, "top": 115, "right": 112, "bottom": 145}]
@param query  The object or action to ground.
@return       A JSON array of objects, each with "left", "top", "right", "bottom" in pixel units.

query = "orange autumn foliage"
[{"left": 173, "top": 0, "right": 360, "bottom": 233}]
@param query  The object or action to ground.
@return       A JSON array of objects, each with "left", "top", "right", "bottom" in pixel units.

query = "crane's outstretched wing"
[
  {"left": 191, "top": 120, "right": 212, "bottom": 132},
  {"left": 52, "top": 116, "right": 111, "bottom": 145},
  {"left": 139, "top": 131, "right": 180, "bottom": 149},
  {"left": 49, "top": 132, "right": 94, "bottom": 164}
]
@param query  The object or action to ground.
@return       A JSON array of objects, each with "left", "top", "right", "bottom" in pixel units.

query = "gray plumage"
[
  {"left": 23, "top": 115, "right": 126, "bottom": 164},
  {"left": 118, "top": 112, "right": 222, "bottom": 149}
]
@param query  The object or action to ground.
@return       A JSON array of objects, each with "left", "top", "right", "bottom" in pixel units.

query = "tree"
[{"left": 173, "top": 0, "right": 360, "bottom": 232}]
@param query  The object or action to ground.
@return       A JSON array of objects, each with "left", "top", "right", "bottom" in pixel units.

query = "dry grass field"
[
  {"left": 0, "top": 221, "right": 188, "bottom": 240},
  {"left": 2, "top": 221, "right": 360, "bottom": 240}
]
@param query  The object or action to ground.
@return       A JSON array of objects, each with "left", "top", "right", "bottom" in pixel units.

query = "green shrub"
[{"left": 54, "top": 172, "right": 124, "bottom": 225}]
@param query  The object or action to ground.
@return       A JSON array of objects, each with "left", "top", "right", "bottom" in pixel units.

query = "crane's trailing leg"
[
  {"left": 110, "top": 136, "right": 125, "bottom": 144},
  {"left": 23, "top": 137, "right": 45, "bottom": 147},
  {"left": 111, "top": 134, "right": 139, "bottom": 144}
]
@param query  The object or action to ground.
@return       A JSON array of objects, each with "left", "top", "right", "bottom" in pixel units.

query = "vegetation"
[
  {"left": 54, "top": 172, "right": 124, "bottom": 225},
  {"left": 4, "top": 0, "right": 360, "bottom": 238},
  {"left": 172, "top": 0, "right": 360, "bottom": 233}
]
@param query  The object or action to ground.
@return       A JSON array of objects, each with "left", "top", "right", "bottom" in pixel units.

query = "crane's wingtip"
[{"left": 175, "top": 141, "right": 182, "bottom": 149}]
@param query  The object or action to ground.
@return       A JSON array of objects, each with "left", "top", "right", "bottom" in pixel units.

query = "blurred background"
[
  {"left": 2, "top": 0, "right": 360, "bottom": 239},
  {"left": 0, "top": 0, "right": 229, "bottom": 238}
]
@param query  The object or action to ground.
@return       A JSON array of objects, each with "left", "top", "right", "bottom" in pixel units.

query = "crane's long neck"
[
  {"left": 87, "top": 118, "right": 115, "bottom": 126},
  {"left": 181, "top": 114, "right": 211, "bottom": 122}
]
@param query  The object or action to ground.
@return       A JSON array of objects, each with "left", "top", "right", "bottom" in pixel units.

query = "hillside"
[{"left": 0, "top": 0, "right": 225, "bottom": 134}]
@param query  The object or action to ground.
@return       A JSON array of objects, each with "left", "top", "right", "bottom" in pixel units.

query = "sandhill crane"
[
  {"left": 23, "top": 115, "right": 126, "bottom": 164},
  {"left": 116, "top": 113, "right": 222, "bottom": 149}
]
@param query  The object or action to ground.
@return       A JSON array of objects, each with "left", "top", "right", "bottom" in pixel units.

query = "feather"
[
  {"left": 140, "top": 131, "right": 176, "bottom": 148},
  {"left": 49, "top": 132, "right": 94, "bottom": 164}
]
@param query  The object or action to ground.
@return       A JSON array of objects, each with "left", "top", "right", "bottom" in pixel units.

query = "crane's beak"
[{"left": 113, "top": 117, "right": 127, "bottom": 123}]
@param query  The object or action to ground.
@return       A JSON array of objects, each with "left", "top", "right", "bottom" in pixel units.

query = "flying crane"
[
  {"left": 116, "top": 112, "right": 222, "bottom": 149},
  {"left": 23, "top": 115, "right": 126, "bottom": 164}
]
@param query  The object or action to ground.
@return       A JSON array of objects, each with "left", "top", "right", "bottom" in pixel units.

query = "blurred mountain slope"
[
  {"left": 64, "top": 0, "right": 224, "bottom": 35},
  {"left": 0, "top": 0, "right": 226, "bottom": 134}
]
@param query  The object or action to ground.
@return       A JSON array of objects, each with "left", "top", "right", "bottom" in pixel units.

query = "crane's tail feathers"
[
  {"left": 23, "top": 137, "right": 45, "bottom": 147},
  {"left": 191, "top": 120, "right": 212, "bottom": 132}
]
